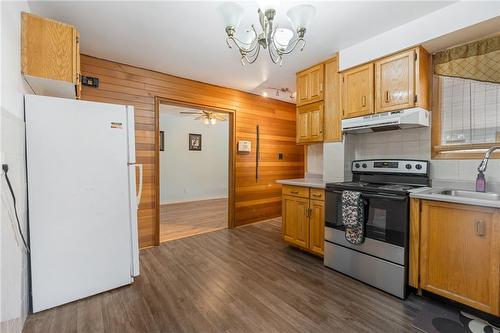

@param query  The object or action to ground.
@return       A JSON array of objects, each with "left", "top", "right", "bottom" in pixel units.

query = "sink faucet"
[
  {"left": 477, "top": 146, "right": 500, "bottom": 173},
  {"left": 476, "top": 146, "right": 500, "bottom": 192}
]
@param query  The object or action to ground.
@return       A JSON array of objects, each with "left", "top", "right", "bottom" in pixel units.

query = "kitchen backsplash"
[{"left": 316, "top": 127, "right": 500, "bottom": 184}]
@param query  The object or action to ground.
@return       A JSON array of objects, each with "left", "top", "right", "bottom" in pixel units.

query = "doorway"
[{"left": 155, "top": 99, "right": 235, "bottom": 243}]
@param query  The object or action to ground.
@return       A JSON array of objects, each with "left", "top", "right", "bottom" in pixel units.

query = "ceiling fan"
[{"left": 180, "top": 110, "right": 227, "bottom": 125}]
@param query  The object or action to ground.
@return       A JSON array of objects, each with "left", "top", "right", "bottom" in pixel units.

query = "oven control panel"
[{"left": 352, "top": 159, "right": 428, "bottom": 175}]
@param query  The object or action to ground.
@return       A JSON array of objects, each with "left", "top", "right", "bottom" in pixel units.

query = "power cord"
[{"left": 2, "top": 164, "right": 30, "bottom": 253}]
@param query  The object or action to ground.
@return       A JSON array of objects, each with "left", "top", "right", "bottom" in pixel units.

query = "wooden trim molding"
[{"left": 155, "top": 97, "right": 237, "bottom": 237}]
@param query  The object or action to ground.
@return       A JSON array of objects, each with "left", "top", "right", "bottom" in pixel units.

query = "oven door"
[{"left": 325, "top": 189, "right": 408, "bottom": 247}]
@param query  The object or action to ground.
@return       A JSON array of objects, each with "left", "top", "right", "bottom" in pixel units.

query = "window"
[
  {"left": 440, "top": 76, "right": 500, "bottom": 145},
  {"left": 431, "top": 35, "right": 500, "bottom": 159}
]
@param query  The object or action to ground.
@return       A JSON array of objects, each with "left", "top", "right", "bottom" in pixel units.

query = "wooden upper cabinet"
[
  {"left": 296, "top": 64, "right": 324, "bottom": 106},
  {"left": 324, "top": 56, "right": 342, "bottom": 142},
  {"left": 419, "top": 200, "right": 500, "bottom": 315},
  {"left": 374, "top": 46, "right": 429, "bottom": 113},
  {"left": 21, "top": 12, "right": 81, "bottom": 98},
  {"left": 308, "top": 65, "right": 324, "bottom": 102},
  {"left": 341, "top": 63, "right": 374, "bottom": 119},
  {"left": 375, "top": 49, "right": 415, "bottom": 113},
  {"left": 296, "top": 72, "right": 309, "bottom": 105},
  {"left": 296, "top": 101, "right": 324, "bottom": 144},
  {"left": 297, "top": 110, "right": 310, "bottom": 143}
]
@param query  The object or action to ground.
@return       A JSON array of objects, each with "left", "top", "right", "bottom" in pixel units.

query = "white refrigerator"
[{"left": 25, "top": 94, "right": 141, "bottom": 313}]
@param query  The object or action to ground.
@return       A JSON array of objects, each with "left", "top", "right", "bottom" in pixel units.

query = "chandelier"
[{"left": 218, "top": 2, "right": 316, "bottom": 65}]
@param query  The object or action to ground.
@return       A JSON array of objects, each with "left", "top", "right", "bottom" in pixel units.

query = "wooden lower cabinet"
[
  {"left": 282, "top": 185, "right": 324, "bottom": 256},
  {"left": 410, "top": 199, "right": 500, "bottom": 316},
  {"left": 309, "top": 200, "right": 325, "bottom": 255},
  {"left": 283, "top": 195, "right": 310, "bottom": 249}
]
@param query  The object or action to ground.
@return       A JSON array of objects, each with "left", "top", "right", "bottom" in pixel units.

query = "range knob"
[
  {"left": 355, "top": 163, "right": 360, "bottom": 168},
  {"left": 415, "top": 164, "right": 422, "bottom": 170},
  {"left": 405, "top": 164, "right": 412, "bottom": 170},
  {"left": 362, "top": 163, "right": 368, "bottom": 168}
]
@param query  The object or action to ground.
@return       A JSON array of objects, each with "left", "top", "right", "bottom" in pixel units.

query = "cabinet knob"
[
  {"left": 475, "top": 220, "right": 485, "bottom": 236},
  {"left": 362, "top": 96, "right": 367, "bottom": 107},
  {"left": 385, "top": 91, "right": 390, "bottom": 103},
  {"left": 291, "top": 191, "right": 299, "bottom": 194}
]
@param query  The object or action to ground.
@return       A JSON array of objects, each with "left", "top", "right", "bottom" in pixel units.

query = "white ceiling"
[{"left": 29, "top": 1, "right": 454, "bottom": 102}]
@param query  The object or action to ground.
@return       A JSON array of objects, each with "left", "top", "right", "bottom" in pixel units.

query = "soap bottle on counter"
[{"left": 476, "top": 171, "right": 486, "bottom": 192}]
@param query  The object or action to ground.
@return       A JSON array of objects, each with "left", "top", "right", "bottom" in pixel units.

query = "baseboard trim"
[{"left": 160, "top": 196, "right": 228, "bottom": 205}]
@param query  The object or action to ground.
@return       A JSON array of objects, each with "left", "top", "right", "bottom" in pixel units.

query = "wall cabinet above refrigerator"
[{"left": 21, "top": 12, "right": 81, "bottom": 99}]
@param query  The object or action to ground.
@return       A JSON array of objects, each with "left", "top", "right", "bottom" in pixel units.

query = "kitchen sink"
[{"left": 436, "top": 189, "right": 500, "bottom": 201}]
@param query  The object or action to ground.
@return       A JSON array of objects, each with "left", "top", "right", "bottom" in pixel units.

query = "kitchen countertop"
[
  {"left": 410, "top": 183, "right": 500, "bottom": 208},
  {"left": 276, "top": 176, "right": 326, "bottom": 189}
]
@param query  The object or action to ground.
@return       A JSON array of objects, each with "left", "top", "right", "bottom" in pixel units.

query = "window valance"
[{"left": 433, "top": 35, "right": 500, "bottom": 83}]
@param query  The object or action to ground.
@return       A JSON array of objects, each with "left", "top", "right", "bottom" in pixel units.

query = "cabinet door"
[
  {"left": 282, "top": 196, "right": 310, "bottom": 249},
  {"left": 296, "top": 72, "right": 309, "bottom": 106},
  {"left": 420, "top": 201, "right": 500, "bottom": 315},
  {"left": 309, "top": 200, "right": 324, "bottom": 256},
  {"left": 21, "top": 12, "right": 78, "bottom": 84},
  {"left": 342, "top": 63, "right": 374, "bottom": 119},
  {"left": 296, "top": 109, "right": 310, "bottom": 143},
  {"left": 324, "top": 57, "right": 342, "bottom": 142},
  {"left": 308, "top": 64, "right": 324, "bottom": 103},
  {"left": 375, "top": 49, "right": 415, "bottom": 113},
  {"left": 309, "top": 104, "right": 324, "bottom": 142}
]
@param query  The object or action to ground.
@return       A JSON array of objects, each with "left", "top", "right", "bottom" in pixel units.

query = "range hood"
[{"left": 342, "top": 107, "right": 430, "bottom": 134}]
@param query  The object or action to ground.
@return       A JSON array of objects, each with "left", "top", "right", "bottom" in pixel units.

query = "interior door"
[
  {"left": 282, "top": 196, "right": 310, "bottom": 248},
  {"left": 308, "top": 64, "right": 324, "bottom": 102},
  {"left": 309, "top": 199, "right": 325, "bottom": 256},
  {"left": 297, "top": 109, "right": 310, "bottom": 143},
  {"left": 342, "top": 63, "right": 374, "bottom": 119},
  {"left": 375, "top": 49, "right": 415, "bottom": 113},
  {"left": 296, "top": 72, "right": 309, "bottom": 106},
  {"left": 420, "top": 201, "right": 500, "bottom": 315}
]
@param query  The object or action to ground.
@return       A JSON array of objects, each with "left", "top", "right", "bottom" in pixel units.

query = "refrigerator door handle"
[
  {"left": 127, "top": 162, "right": 143, "bottom": 208},
  {"left": 135, "top": 164, "right": 143, "bottom": 208}
]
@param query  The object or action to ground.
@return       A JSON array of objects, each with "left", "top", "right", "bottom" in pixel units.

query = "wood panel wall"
[{"left": 80, "top": 55, "right": 304, "bottom": 248}]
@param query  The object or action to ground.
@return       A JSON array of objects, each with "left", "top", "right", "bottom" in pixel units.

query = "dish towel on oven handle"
[{"left": 341, "top": 190, "right": 365, "bottom": 245}]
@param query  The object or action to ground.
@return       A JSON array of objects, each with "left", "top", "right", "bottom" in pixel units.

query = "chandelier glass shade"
[{"left": 217, "top": 2, "right": 315, "bottom": 65}]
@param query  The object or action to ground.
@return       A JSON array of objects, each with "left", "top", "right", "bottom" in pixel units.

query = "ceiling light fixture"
[
  {"left": 264, "top": 87, "right": 295, "bottom": 99},
  {"left": 218, "top": 2, "right": 315, "bottom": 66}
]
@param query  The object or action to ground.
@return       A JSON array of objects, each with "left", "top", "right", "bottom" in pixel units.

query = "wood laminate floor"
[
  {"left": 160, "top": 198, "right": 228, "bottom": 243},
  {"left": 23, "top": 218, "right": 424, "bottom": 333}
]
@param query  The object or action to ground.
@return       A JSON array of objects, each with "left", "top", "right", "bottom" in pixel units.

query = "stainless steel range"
[{"left": 324, "top": 159, "right": 430, "bottom": 299}]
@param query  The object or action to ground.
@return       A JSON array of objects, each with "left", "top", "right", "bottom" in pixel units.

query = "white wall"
[
  {"left": 339, "top": 1, "right": 500, "bottom": 70},
  {"left": 1, "top": 1, "right": 32, "bottom": 333},
  {"left": 306, "top": 143, "right": 323, "bottom": 176},
  {"left": 159, "top": 106, "right": 228, "bottom": 204}
]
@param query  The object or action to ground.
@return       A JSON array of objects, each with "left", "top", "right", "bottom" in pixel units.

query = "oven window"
[{"left": 325, "top": 190, "right": 408, "bottom": 247}]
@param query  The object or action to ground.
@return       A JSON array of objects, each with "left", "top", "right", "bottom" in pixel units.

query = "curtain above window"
[{"left": 433, "top": 35, "right": 500, "bottom": 84}]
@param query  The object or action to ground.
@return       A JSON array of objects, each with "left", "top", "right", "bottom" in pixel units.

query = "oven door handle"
[
  {"left": 327, "top": 189, "right": 407, "bottom": 201},
  {"left": 362, "top": 193, "right": 407, "bottom": 201}
]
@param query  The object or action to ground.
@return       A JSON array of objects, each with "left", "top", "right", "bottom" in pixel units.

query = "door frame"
[{"left": 154, "top": 97, "right": 236, "bottom": 245}]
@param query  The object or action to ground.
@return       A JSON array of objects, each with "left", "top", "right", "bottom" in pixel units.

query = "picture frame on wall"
[
  {"left": 159, "top": 131, "right": 165, "bottom": 151},
  {"left": 189, "top": 133, "right": 202, "bottom": 151}
]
